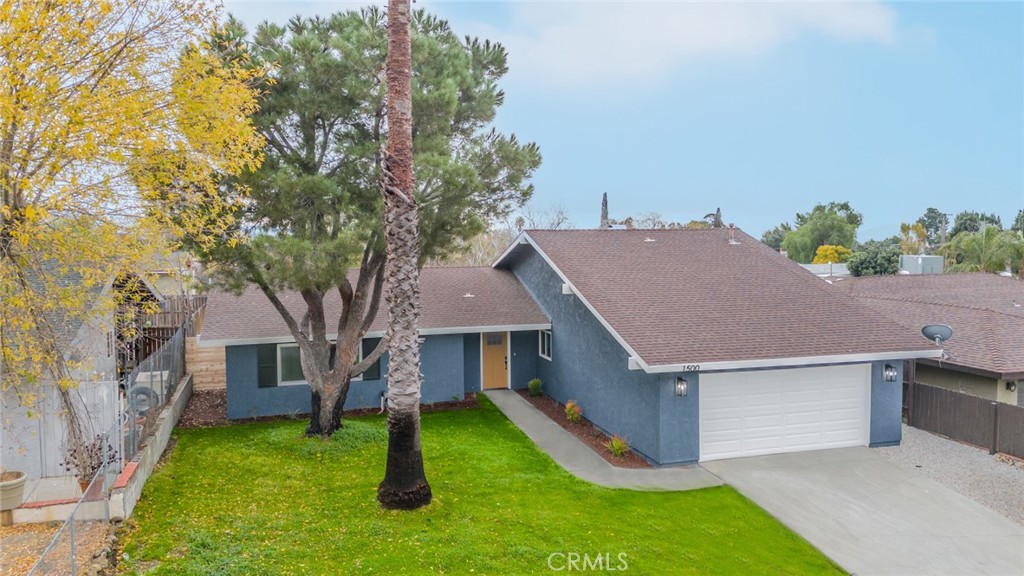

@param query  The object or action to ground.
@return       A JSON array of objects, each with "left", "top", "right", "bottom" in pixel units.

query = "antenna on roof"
[{"left": 921, "top": 324, "right": 952, "bottom": 346}]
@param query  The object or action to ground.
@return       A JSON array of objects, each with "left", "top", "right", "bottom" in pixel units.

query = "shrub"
[
  {"left": 847, "top": 244, "right": 900, "bottom": 276},
  {"left": 603, "top": 435, "right": 630, "bottom": 458},
  {"left": 527, "top": 378, "right": 543, "bottom": 397},
  {"left": 565, "top": 400, "right": 582, "bottom": 423}
]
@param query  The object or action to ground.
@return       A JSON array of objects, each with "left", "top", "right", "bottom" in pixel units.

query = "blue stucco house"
[
  {"left": 198, "top": 228, "right": 940, "bottom": 464},
  {"left": 199, "top": 267, "right": 550, "bottom": 420}
]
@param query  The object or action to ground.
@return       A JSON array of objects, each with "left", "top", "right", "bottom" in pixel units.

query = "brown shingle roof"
[
  {"left": 200, "top": 267, "right": 549, "bottom": 345},
  {"left": 513, "top": 229, "right": 937, "bottom": 369},
  {"left": 832, "top": 273, "right": 1024, "bottom": 378}
]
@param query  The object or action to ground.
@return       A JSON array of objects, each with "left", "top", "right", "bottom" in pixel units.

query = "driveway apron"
[{"left": 701, "top": 447, "right": 1024, "bottom": 576}]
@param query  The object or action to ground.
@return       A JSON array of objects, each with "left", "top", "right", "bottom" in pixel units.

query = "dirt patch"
[
  {"left": 177, "top": 389, "right": 228, "bottom": 429},
  {"left": 0, "top": 521, "right": 110, "bottom": 576},
  {"left": 178, "top": 389, "right": 480, "bottom": 430},
  {"left": 517, "top": 390, "right": 651, "bottom": 469}
]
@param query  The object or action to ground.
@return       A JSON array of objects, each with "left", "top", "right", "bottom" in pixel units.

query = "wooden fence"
[
  {"left": 906, "top": 382, "right": 1024, "bottom": 459},
  {"left": 185, "top": 337, "right": 225, "bottom": 391}
]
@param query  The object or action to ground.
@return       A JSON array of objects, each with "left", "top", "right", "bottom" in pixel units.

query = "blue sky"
[{"left": 223, "top": 1, "right": 1023, "bottom": 241}]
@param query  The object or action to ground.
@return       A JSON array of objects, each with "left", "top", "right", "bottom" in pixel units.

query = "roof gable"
[{"left": 498, "top": 229, "right": 938, "bottom": 370}]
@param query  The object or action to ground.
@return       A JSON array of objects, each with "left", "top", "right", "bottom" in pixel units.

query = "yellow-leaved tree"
[
  {"left": 811, "top": 244, "right": 852, "bottom": 264},
  {"left": 899, "top": 222, "right": 929, "bottom": 255},
  {"left": 0, "top": 0, "right": 263, "bottom": 475}
]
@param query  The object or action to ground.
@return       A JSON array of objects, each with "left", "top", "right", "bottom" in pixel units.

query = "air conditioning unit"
[{"left": 899, "top": 255, "right": 943, "bottom": 275}]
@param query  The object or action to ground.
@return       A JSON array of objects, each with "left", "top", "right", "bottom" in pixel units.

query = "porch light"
[
  {"left": 675, "top": 377, "right": 688, "bottom": 397},
  {"left": 1008, "top": 381, "right": 1018, "bottom": 392},
  {"left": 883, "top": 364, "right": 898, "bottom": 382}
]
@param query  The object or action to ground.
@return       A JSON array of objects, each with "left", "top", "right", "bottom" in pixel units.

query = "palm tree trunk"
[{"left": 377, "top": 0, "right": 431, "bottom": 510}]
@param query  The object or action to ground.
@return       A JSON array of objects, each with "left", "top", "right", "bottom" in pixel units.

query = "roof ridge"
[
  {"left": 979, "top": 309, "right": 1008, "bottom": 373},
  {"left": 849, "top": 292, "right": 1024, "bottom": 320}
]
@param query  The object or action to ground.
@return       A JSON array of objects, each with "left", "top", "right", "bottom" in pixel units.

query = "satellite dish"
[{"left": 921, "top": 324, "right": 953, "bottom": 345}]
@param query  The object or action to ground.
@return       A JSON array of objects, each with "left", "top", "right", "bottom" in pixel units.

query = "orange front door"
[{"left": 481, "top": 332, "right": 508, "bottom": 390}]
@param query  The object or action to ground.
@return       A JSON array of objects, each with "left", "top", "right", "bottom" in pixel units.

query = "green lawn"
[{"left": 118, "top": 397, "right": 842, "bottom": 575}]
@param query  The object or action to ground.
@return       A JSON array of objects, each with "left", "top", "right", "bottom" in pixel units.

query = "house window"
[
  {"left": 278, "top": 344, "right": 305, "bottom": 386},
  {"left": 256, "top": 339, "right": 382, "bottom": 388},
  {"left": 360, "top": 338, "right": 383, "bottom": 381},
  {"left": 539, "top": 329, "right": 552, "bottom": 361}
]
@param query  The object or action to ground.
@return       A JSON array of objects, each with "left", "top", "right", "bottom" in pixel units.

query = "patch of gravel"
[{"left": 876, "top": 424, "right": 1024, "bottom": 526}]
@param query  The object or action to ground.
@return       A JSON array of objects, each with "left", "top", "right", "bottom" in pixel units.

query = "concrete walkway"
[
  {"left": 483, "top": 390, "right": 722, "bottom": 491},
  {"left": 703, "top": 448, "right": 1024, "bottom": 576}
]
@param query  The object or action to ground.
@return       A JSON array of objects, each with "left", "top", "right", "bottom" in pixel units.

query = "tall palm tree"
[
  {"left": 377, "top": 0, "right": 432, "bottom": 510},
  {"left": 943, "top": 224, "right": 1023, "bottom": 274}
]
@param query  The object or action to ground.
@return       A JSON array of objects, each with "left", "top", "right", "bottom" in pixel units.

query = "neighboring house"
[
  {"left": 832, "top": 273, "right": 1022, "bottom": 407},
  {"left": 202, "top": 228, "right": 940, "bottom": 465},
  {"left": 1, "top": 275, "right": 119, "bottom": 478},
  {"left": 198, "top": 268, "right": 550, "bottom": 419},
  {"left": 1, "top": 270, "right": 186, "bottom": 479},
  {"left": 145, "top": 250, "right": 202, "bottom": 299}
]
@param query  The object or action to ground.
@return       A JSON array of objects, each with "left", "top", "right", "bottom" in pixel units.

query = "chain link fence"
[
  {"left": 26, "top": 305, "right": 197, "bottom": 575},
  {"left": 121, "top": 324, "right": 186, "bottom": 462},
  {"left": 26, "top": 424, "right": 116, "bottom": 576}
]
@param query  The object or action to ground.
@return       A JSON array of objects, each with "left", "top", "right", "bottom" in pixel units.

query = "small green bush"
[
  {"left": 603, "top": 435, "right": 630, "bottom": 458},
  {"left": 565, "top": 400, "right": 582, "bottom": 423},
  {"left": 527, "top": 378, "right": 543, "bottom": 397}
]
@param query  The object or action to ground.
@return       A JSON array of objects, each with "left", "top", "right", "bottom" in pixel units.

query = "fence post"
[
  {"left": 69, "top": 510, "right": 76, "bottom": 576},
  {"left": 991, "top": 402, "right": 998, "bottom": 455},
  {"left": 906, "top": 361, "right": 916, "bottom": 427},
  {"left": 102, "top": 429, "right": 110, "bottom": 521}
]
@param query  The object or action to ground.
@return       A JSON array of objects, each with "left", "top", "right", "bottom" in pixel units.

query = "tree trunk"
[
  {"left": 306, "top": 367, "right": 353, "bottom": 437},
  {"left": 306, "top": 387, "right": 345, "bottom": 437},
  {"left": 378, "top": 0, "right": 431, "bottom": 510}
]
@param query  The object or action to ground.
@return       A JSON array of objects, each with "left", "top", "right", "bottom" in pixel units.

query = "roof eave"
[
  {"left": 632, "top": 349, "right": 944, "bottom": 374},
  {"left": 199, "top": 323, "right": 552, "bottom": 348},
  {"left": 915, "top": 357, "right": 1024, "bottom": 382}
]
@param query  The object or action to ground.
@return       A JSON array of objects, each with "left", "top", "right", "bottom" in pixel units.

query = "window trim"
[{"left": 539, "top": 329, "right": 552, "bottom": 361}]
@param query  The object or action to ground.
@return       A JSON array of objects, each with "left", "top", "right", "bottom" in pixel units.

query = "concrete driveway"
[{"left": 702, "top": 448, "right": 1024, "bottom": 576}]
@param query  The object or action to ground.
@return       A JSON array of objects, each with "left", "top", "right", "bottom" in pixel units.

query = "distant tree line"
[{"left": 761, "top": 205, "right": 1024, "bottom": 277}]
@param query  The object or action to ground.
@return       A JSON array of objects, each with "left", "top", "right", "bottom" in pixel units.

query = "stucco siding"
[
  {"left": 656, "top": 372, "right": 701, "bottom": 464},
  {"left": 916, "top": 364, "right": 998, "bottom": 401},
  {"left": 505, "top": 246, "right": 672, "bottom": 463},
  {"left": 225, "top": 334, "right": 465, "bottom": 419},
  {"left": 510, "top": 331, "right": 539, "bottom": 390},
  {"left": 462, "top": 334, "right": 481, "bottom": 394},
  {"left": 226, "top": 345, "right": 309, "bottom": 419},
  {"left": 419, "top": 334, "right": 465, "bottom": 403},
  {"left": 870, "top": 361, "right": 903, "bottom": 447}
]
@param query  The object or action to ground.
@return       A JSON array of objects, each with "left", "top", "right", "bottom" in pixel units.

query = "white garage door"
[{"left": 699, "top": 364, "right": 870, "bottom": 461}]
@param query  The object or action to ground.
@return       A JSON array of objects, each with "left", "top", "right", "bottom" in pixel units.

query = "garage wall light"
[
  {"left": 1008, "top": 381, "right": 1018, "bottom": 392},
  {"left": 675, "top": 377, "right": 688, "bottom": 397},
  {"left": 883, "top": 364, "right": 898, "bottom": 382}
]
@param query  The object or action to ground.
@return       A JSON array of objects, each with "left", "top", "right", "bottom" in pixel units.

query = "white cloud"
[{"left": 464, "top": 1, "right": 898, "bottom": 88}]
